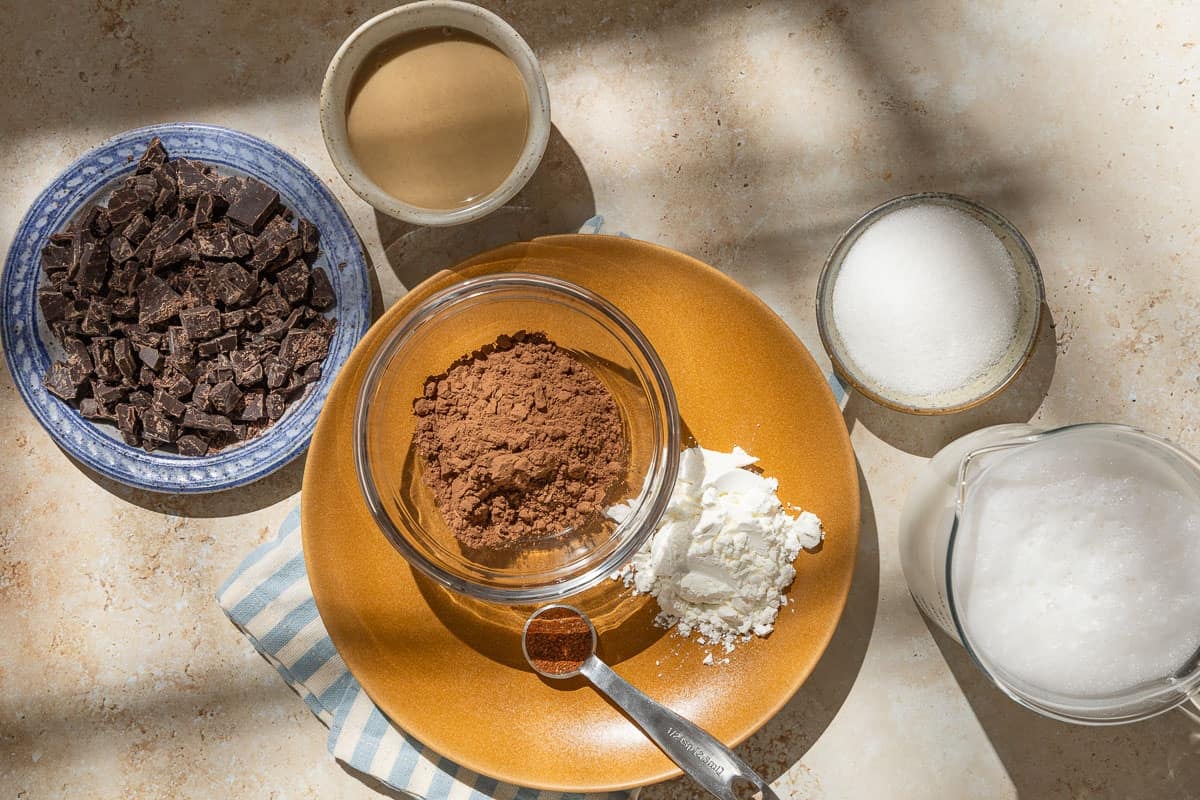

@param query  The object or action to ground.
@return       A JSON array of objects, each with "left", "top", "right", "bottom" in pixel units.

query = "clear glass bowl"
[{"left": 354, "top": 273, "right": 680, "bottom": 604}]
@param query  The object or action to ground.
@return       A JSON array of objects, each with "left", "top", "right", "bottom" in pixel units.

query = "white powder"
[
  {"left": 609, "top": 446, "right": 824, "bottom": 653},
  {"left": 831, "top": 203, "right": 1020, "bottom": 397}
]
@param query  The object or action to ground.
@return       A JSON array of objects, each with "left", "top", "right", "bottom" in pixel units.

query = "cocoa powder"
[{"left": 413, "top": 331, "right": 627, "bottom": 550}]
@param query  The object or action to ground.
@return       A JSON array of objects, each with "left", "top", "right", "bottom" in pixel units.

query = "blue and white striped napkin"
[{"left": 216, "top": 217, "right": 845, "bottom": 798}]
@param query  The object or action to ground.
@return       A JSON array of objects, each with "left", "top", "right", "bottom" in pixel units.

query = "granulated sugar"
[{"left": 831, "top": 203, "right": 1020, "bottom": 397}]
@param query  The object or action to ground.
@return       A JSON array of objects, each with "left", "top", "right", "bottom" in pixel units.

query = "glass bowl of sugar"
[{"left": 816, "top": 193, "right": 1045, "bottom": 414}]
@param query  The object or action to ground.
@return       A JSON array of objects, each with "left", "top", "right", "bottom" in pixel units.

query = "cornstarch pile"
[
  {"left": 831, "top": 203, "right": 1020, "bottom": 397},
  {"left": 610, "top": 446, "right": 823, "bottom": 662}
]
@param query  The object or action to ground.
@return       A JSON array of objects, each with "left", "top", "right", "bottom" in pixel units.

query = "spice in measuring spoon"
[{"left": 522, "top": 605, "right": 595, "bottom": 675}]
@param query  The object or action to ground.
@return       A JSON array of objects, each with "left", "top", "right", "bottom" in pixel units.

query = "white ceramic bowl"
[{"left": 320, "top": 1, "right": 551, "bottom": 227}]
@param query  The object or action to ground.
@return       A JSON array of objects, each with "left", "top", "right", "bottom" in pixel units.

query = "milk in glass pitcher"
[{"left": 900, "top": 423, "right": 1200, "bottom": 724}]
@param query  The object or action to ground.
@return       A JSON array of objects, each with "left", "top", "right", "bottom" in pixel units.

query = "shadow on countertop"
[
  {"left": 842, "top": 304, "right": 1059, "bottom": 458},
  {"left": 640, "top": 459, "right": 882, "bottom": 798},
  {"left": 927, "top": 620, "right": 1200, "bottom": 799},
  {"left": 371, "top": 125, "right": 596, "bottom": 290}
]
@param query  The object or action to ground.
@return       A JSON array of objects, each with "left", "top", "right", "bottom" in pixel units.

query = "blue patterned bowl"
[{"left": 0, "top": 123, "right": 371, "bottom": 493}]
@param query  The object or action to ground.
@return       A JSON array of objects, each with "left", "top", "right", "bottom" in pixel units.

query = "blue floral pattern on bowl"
[{"left": 1, "top": 123, "right": 371, "bottom": 493}]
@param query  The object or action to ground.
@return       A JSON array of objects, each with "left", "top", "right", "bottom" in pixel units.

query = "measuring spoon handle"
[{"left": 579, "top": 656, "right": 780, "bottom": 800}]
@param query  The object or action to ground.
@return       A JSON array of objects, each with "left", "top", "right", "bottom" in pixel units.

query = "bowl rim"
[
  {"left": 0, "top": 122, "right": 372, "bottom": 493},
  {"left": 319, "top": 0, "right": 552, "bottom": 227},
  {"left": 815, "top": 191, "right": 1046, "bottom": 416},
  {"left": 352, "top": 272, "right": 681, "bottom": 604}
]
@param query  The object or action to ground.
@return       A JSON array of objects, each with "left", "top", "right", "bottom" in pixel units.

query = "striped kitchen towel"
[{"left": 217, "top": 507, "right": 630, "bottom": 800}]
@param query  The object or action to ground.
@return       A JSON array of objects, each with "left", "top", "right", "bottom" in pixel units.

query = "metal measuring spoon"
[{"left": 521, "top": 604, "right": 780, "bottom": 800}]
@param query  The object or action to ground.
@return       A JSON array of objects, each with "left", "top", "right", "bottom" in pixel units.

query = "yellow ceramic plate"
[{"left": 302, "top": 235, "right": 859, "bottom": 792}]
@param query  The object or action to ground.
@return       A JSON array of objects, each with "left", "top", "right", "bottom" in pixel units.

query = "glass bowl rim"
[{"left": 352, "top": 272, "right": 681, "bottom": 604}]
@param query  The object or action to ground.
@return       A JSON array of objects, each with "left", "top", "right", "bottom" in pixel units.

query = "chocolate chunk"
[
  {"left": 43, "top": 361, "right": 80, "bottom": 400},
  {"left": 106, "top": 234, "right": 134, "bottom": 263},
  {"left": 75, "top": 241, "right": 109, "bottom": 294},
  {"left": 209, "top": 379, "right": 244, "bottom": 415},
  {"left": 158, "top": 371, "right": 193, "bottom": 399},
  {"left": 193, "top": 193, "right": 224, "bottom": 228},
  {"left": 79, "top": 398, "right": 112, "bottom": 420},
  {"left": 309, "top": 268, "right": 335, "bottom": 311},
  {"left": 152, "top": 161, "right": 177, "bottom": 192},
  {"left": 137, "top": 275, "right": 185, "bottom": 326},
  {"left": 136, "top": 137, "right": 169, "bottom": 175},
  {"left": 195, "top": 229, "right": 239, "bottom": 259},
  {"left": 154, "top": 187, "right": 178, "bottom": 218},
  {"left": 38, "top": 290, "right": 69, "bottom": 323},
  {"left": 181, "top": 407, "right": 234, "bottom": 433},
  {"left": 64, "top": 338, "right": 94, "bottom": 384},
  {"left": 300, "top": 361, "right": 322, "bottom": 385},
  {"left": 175, "top": 158, "right": 221, "bottom": 201},
  {"left": 125, "top": 325, "right": 161, "bottom": 351},
  {"left": 237, "top": 391, "right": 265, "bottom": 421},
  {"left": 123, "top": 213, "right": 152, "bottom": 245},
  {"left": 264, "top": 358, "right": 290, "bottom": 390},
  {"left": 105, "top": 188, "right": 144, "bottom": 226},
  {"left": 111, "top": 294, "right": 139, "bottom": 319},
  {"left": 153, "top": 242, "right": 194, "bottom": 270},
  {"left": 229, "top": 350, "right": 263, "bottom": 387},
  {"left": 265, "top": 392, "right": 287, "bottom": 420},
  {"left": 139, "top": 366, "right": 157, "bottom": 387},
  {"left": 231, "top": 233, "right": 254, "bottom": 260},
  {"left": 153, "top": 388, "right": 187, "bottom": 419},
  {"left": 278, "top": 329, "right": 329, "bottom": 368},
  {"left": 115, "top": 403, "right": 139, "bottom": 435},
  {"left": 176, "top": 434, "right": 208, "bottom": 456},
  {"left": 197, "top": 331, "right": 238, "bottom": 357},
  {"left": 256, "top": 286, "right": 291, "bottom": 320},
  {"left": 113, "top": 338, "right": 137, "bottom": 382},
  {"left": 212, "top": 262, "right": 256, "bottom": 307},
  {"left": 179, "top": 305, "right": 221, "bottom": 341},
  {"left": 141, "top": 409, "right": 178, "bottom": 443},
  {"left": 166, "top": 326, "right": 191, "bottom": 358},
  {"left": 221, "top": 309, "right": 246, "bottom": 330},
  {"left": 89, "top": 338, "right": 121, "bottom": 382},
  {"left": 138, "top": 346, "right": 163, "bottom": 372},
  {"left": 191, "top": 382, "right": 212, "bottom": 411},
  {"left": 159, "top": 216, "right": 194, "bottom": 249},
  {"left": 80, "top": 301, "right": 113, "bottom": 336},
  {"left": 91, "top": 381, "right": 129, "bottom": 406},
  {"left": 276, "top": 261, "right": 309, "bottom": 304},
  {"left": 41, "top": 240, "right": 73, "bottom": 272},
  {"left": 224, "top": 177, "right": 280, "bottom": 233},
  {"left": 297, "top": 218, "right": 319, "bottom": 255},
  {"left": 127, "top": 390, "right": 152, "bottom": 410}
]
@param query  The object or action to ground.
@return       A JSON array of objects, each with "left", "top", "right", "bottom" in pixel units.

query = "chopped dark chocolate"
[
  {"left": 176, "top": 434, "right": 208, "bottom": 456},
  {"left": 179, "top": 305, "right": 221, "bottom": 341},
  {"left": 38, "top": 290, "right": 69, "bottom": 323},
  {"left": 309, "top": 268, "right": 335, "bottom": 311},
  {"left": 43, "top": 361, "right": 80, "bottom": 400},
  {"left": 224, "top": 177, "right": 280, "bottom": 233},
  {"left": 38, "top": 137, "right": 338, "bottom": 454},
  {"left": 181, "top": 407, "right": 234, "bottom": 433},
  {"left": 209, "top": 379, "right": 244, "bottom": 416},
  {"left": 141, "top": 409, "right": 178, "bottom": 443},
  {"left": 265, "top": 392, "right": 287, "bottom": 420},
  {"left": 136, "top": 137, "right": 168, "bottom": 174},
  {"left": 197, "top": 331, "right": 238, "bottom": 357},
  {"left": 297, "top": 218, "right": 319, "bottom": 255},
  {"left": 153, "top": 388, "right": 187, "bottom": 419},
  {"left": 138, "top": 346, "right": 163, "bottom": 372},
  {"left": 137, "top": 275, "right": 185, "bottom": 326}
]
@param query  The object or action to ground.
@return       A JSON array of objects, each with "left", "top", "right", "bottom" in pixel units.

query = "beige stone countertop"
[{"left": 3, "top": 1, "right": 1199, "bottom": 798}]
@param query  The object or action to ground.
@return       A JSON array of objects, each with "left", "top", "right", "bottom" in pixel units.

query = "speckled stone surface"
[{"left": 2, "top": 2, "right": 1199, "bottom": 798}]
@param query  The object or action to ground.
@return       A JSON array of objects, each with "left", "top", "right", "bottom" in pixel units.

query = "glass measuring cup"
[{"left": 900, "top": 423, "right": 1200, "bottom": 725}]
